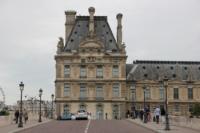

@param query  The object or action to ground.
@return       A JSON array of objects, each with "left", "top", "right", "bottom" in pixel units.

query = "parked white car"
[
  {"left": 71, "top": 113, "right": 76, "bottom": 120},
  {"left": 76, "top": 110, "right": 88, "bottom": 120}
]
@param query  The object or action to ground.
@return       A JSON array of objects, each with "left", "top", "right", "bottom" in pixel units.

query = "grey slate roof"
[
  {"left": 127, "top": 60, "right": 200, "bottom": 81},
  {"left": 64, "top": 16, "right": 119, "bottom": 51}
]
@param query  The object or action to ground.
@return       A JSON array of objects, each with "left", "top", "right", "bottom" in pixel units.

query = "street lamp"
[
  {"left": 38, "top": 88, "right": 43, "bottom": 122},
  {"left": 130, "top": 83, "right": 136, "bottom": 119},
  {"left": 31, "top": 97, "right": 34, "bottom": 113},
  {"left": 163, "top": 77, "right": 170, "bottom": 130},
  {"left": 51, "top": 94, "right": 54, "bottom": 119},
  {"left": 18, "top": 82, "right": 24, "bottom": 128},
  {"left": 143, "top": 85, "right": 147, "bottom": 123}
]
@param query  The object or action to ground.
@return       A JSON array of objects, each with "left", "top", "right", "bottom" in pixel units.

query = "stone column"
[{"left": 116, "top": 13, "right": 123, "bottom": 49}]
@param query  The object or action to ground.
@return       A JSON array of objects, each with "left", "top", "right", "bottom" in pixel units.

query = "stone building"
[
  {"left": 55, "top": 7, "right": 200, "bottom": 119},
  {"left": 55, "top": 7, "right": 126, "bottom": 120},
  {"left": 127, "top": 60, "right": 200, "bottom": 116}
]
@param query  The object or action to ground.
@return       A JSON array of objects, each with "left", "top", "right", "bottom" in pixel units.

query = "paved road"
[{"left": 17, "top": 120, "right": 155, "bottom": 133}]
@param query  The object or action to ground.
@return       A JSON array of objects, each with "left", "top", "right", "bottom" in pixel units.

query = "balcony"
[
  {"left": 79, "top": 97, "right": 88, "bottom": 100},
  {"left": 80, "top": 76, "right": 87, "bottom": 79},
  {"left": 96, "top": 76, "right": 103, "bottom": 79},
  {"left": 96, "top": 97, "right": 104, "bottom": 101}
]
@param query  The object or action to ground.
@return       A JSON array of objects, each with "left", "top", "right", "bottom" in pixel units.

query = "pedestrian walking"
[
  {"left": 160, "top": 107, "right": 165, "bottom": 123},
  {"left": 14, "top": 110, "right": 19, "bottom": 124},
  {"left": 154, "top": 106, "right": 160, "bottom": 124},
  {"left": 23, "top": 110, "right": 28, "bottom": 124},
  {"left": 146, "top": 106, "right": 151, "bottom": 122},
  {"left": 105, "top": 113, "right": 108, "bottom": 120},
  {"left": 139, "top": 110, "right": 144, "bottom": 121}
]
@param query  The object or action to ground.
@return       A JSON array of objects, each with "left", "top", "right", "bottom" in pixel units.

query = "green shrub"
[{"left": 0, "top": 110, "right": 9, "bottom": 116}]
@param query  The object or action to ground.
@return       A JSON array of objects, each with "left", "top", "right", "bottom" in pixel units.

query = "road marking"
[{"left": 84, "top": 119, "right": 91, "bottom": 133}]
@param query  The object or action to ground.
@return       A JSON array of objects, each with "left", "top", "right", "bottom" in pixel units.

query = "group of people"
[
  {"left": 127, "top": 105, "right": 166, "bottom": 124},
  {"left": 14, "top": 109, "right": 28, "bottom": 124}
]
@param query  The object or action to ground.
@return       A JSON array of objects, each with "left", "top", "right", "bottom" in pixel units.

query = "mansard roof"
[
  {"left": 127, "top": 60, "right": 200, "bottom": 81},
  {"left": 64, "top": 16, "right": 119, "bottom": 51}
]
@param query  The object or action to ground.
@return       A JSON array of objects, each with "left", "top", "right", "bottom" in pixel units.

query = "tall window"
[
  {"left": 64, "top": 65, "right": 70, "bottom": 77},
  {"left": 174, "top": 103, "right": 180, "bottom": 112},
  {"left": 80, "top": 104, "right": 86, "bottom": 111},
  {"left": 130, "top": 85, "right": 136, "bottom": 100},
  {"left": 112, "top": 65, "right": 119, "bottom": 77},
  {"left": 159, "top": 86, "right": 164, "bottom": 100},
  {"left": 96, "top": 65, "right": 103, "bottom": 78},
  {"left": 112, "top": 105, "right": 119, "bottom": 119},
  {"left": 64, "top": 83, "right": 70, "bottom": 97},
  {"left": 173, "top": 88, "right": 179, "bottom": 99},
  {"left": 145, "top": 87, "right": 151, "bottom": 100},
  {"left": 96, "top": 85, "right": 103, "bottom": 98},
  {"left": 188, "top": 87, "right": 193, "bottom": 100},
  {"left": 80, "top": 84, "right": 87, "bottom": 98},
  {"left": 63, "top": 105, "right": 70, "bottom": 115},
  {"left": 112, "top": 83, "right": 120, "bottom": 97},
  {"left": 188, "top": 104, "right": 193, "bottom": 112},
  {"left": 80, "top": 65, "right": 86, "bottom": 78}
]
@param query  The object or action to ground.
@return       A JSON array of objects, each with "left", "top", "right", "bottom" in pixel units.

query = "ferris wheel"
[{"left": 0, "top": 86, "right": 5, "bottom": 109}]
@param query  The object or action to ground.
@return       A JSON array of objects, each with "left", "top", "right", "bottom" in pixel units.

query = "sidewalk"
[
  {"left": 170, "top": 116, "right": 200, "bottom": 131},
  {"left": 127, "top": 118, "right": 200, "bottom": 133},
  {"left": 0, "top": 117, "right": 51, "bottom": 133}
]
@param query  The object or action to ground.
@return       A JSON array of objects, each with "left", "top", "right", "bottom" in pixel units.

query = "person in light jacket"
[{"left": 154, "top": 106, "right": 160, "bottom": 124}]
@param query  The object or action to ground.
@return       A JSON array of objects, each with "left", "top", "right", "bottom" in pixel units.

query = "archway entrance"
[
  {"left": 96, "top": 104, "right": 104, "bottom": 119},
  {"left": 112, "top": 105, "right": 119, "bottom": 119}
]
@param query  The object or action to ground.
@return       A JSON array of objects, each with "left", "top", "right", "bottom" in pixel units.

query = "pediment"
[{"left": 79, "top": 39, "right": 104, "bottom": 49}]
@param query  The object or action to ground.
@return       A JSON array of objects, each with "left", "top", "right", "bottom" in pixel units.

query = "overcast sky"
[{"left": 0, "top": 0, "right": 200, "bottom": 105}]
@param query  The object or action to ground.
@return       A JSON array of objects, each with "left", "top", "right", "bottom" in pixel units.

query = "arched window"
[
  {"left": 112, "top": 104, "right": 119, "bottom": 119},
  {"left": 63, "top": 105, "right": 70, "bottom": 115},
  {"left": 79, "top": 104, "right": 86, "bottom": 111},
  {"left": 96, "top": 104, "right": 104, "bottom": 119}
]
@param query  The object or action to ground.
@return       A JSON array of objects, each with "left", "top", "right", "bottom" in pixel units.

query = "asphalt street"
[{"left": 17, "top": 120, "right": 155, "bottom": 133}]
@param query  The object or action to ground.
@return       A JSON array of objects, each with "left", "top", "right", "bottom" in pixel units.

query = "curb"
[
  {"left": 126, "top": 119, "right": 161, "bottom": 133},
  {"left": 173, "top": 124, "right": 200, "bottom": 133},
  {"left": 9, "top": 119, "right": 52, "bottom": 133}
]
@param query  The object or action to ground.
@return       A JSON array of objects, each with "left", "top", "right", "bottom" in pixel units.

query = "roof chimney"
[
  {"left": 88, "top": 7, "right": 95, "bottom": 38},
  {"left": 116, "top": 13, "right": 123, "bottom": 49},
  {"left": 65, "top": 11, "right": 76, "bottom": 43}
]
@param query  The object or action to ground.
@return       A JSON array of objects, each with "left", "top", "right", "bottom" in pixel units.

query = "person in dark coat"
[{"left": 15, "top": 110, "right": 19, "bottom": 124}]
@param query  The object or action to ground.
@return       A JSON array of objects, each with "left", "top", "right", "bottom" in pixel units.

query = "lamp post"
[
  {"left": 143, "top": 85, "right": 147, "bottom": 123},
  {"left": 130, "top": 83, "right": 136, "bottom": 119},
  {"left": 163, "top": 77, "right": 170, "bottom": 130},
  {"left": 38, "top": 88, "right": 43, "bottom": 122},
  {"left": 31, "top": 97, "right": 34, "bottom": 113},
  {"left": 18, "top": 82, "right": 24, "bottom": 128},
  {"left": 51, "top": 94, "right": 54, "bottom": 119}
]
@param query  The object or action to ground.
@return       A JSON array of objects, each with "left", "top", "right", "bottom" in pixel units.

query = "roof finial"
[{"left": 88, "top": 7, "right": 95, "bottom": 38}]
